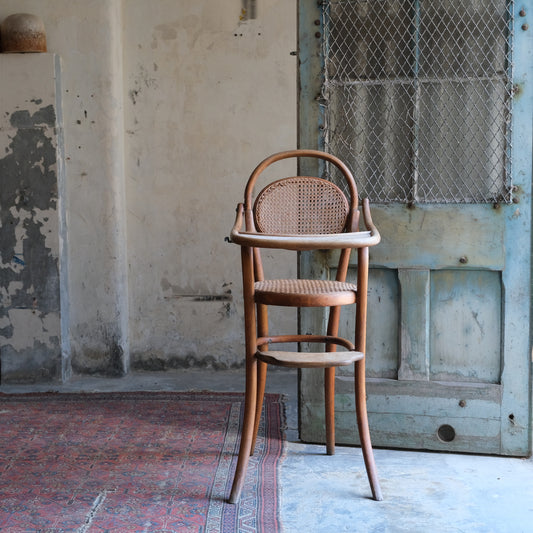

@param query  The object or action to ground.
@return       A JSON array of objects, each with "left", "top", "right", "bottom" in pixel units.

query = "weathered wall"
[
  {"left": 123, "top": 1, "right": 297, "bottom": 370},
  {"left": 0, "top": 54, "right": 65, "bottom": 382},
  {"left": 0, "top": 0, "right": 297, "bottom": 380},
  {"left": 1, "top": 1, "right": 129, "bottom": 379}
]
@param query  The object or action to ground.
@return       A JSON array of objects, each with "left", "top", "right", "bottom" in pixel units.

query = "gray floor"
[{"left": 2, "top": 369, "right": 532, "bottom": 533}]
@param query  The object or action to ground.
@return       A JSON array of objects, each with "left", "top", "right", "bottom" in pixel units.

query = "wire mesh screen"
[{"left": 321, "top": 0, "right": 515, "bottom": 204}]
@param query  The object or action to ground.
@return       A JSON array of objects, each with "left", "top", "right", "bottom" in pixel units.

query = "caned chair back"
[
  {"left": 254, "top": 177, "right": 349, "bottom": 235},
  {"left": 243, "top": 149, "right": 359, "bottom": 235}
]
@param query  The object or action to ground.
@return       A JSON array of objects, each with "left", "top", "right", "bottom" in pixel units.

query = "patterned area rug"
[{"left": 0, "top": 391, "right": 285, "bottom": 532}]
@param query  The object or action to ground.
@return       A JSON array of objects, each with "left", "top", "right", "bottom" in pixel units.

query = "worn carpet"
[{"left": 0, "top": 391, "right": 286, "bottom": 532}]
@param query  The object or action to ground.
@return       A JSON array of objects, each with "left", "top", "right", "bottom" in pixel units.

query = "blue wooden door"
[{"left": 298, "top": 0, "right": 532, "bottom": 455}]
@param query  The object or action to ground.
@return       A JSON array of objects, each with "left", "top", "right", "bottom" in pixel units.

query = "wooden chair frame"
[{"left": 228, "top": 149, "right": 383, "bottom": 503}]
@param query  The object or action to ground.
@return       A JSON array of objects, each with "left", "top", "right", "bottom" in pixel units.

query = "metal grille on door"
[{"left": 321, "top": 0, "right": 515, "bottom": 205}]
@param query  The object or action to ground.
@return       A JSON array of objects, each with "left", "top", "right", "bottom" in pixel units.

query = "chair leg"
[
  {"left": 325, "top": 305, "right": 341, "bottom": 456},
  {"left": 251, "top": 359, "right": 268, "bottom": 454},
  {"left": 228, "top": 357, "right": 258, "bottom": 504},
  {"left": 325, "top": 366, "right": 335, "bottom": 455},
  {"left": 354, "top": 358, "right": 383, "bottom": 501},
  {"left": 250, "top": 303, "right": 269, "bottom": 454}
]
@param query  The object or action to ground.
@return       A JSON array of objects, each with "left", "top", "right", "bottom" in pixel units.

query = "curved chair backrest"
[{"left": 243, "top": 150, "right": 359, "bottom": 234}]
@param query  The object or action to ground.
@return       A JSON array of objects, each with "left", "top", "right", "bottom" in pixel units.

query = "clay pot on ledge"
[{"left": 0, "top": 13, "right": 47, "bottom": 53}]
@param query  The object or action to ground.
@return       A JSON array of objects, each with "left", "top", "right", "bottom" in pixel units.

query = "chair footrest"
[{"left": 256, "top": 349, "right": 364, "bottom": 368}]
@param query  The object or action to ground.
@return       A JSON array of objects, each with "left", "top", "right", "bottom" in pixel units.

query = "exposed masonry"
[{"left": 0, "top": 105, "right": 61, "bottom": 382}]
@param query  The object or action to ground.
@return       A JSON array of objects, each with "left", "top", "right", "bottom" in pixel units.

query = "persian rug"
[{"left": 0, "top": 391, "right": 286, "bottom": 532}]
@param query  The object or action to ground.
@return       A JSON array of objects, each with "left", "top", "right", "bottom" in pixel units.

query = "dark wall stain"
[
  {"left": 70, "top": 320, "right": 126, "bottom": 378},
  {"left": 8, "top": 105, "right": 56, "bottom": 129},
  {"left": 71, "top": 342, "right": 125, "bottom": 377},
  {"left": 1, "top": 339, "right": 61, "bottom": 384},
  {"left": 132, "top": 353, "right": 243, "bottom": 372}
]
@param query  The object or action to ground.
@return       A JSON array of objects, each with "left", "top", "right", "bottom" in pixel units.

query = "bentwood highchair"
[{"left": 228, "top": 149, "right": 383, "bottom": 503}]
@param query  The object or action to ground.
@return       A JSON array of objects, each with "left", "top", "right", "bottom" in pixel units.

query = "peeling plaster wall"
[
  {"left": 0, "top": 55, "right": 64, "bottom": 382},
  {"left": 0, "top": 0, "right": 129, "bottom": 378},
  {"left": 0, "top": 0, "right": 296, "bottom": 379}
]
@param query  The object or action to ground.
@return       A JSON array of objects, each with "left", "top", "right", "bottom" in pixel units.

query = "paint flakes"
[{"left": 0, "top": 105, "right": 60, "bottom": 357}]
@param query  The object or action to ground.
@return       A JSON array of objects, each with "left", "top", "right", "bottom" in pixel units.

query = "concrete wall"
[{"left": 0, "top": 0, "right": 297, "bottom": 381}]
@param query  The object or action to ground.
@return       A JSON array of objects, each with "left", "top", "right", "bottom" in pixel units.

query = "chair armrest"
[
  {"left": 362, "top": 198, "right": 379, "bottom": 235},
  {"left": 230, "top": 203, "right": 381, "bottom": 251}
]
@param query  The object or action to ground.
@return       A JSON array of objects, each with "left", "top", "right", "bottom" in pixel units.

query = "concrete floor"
[{"left": 2, "top": 369, "right": 532, "bottom": 533}]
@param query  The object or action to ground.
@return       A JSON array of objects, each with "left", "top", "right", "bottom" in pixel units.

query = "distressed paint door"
[{"left": 298, "top": 0, "right": 532, "bottom": 455}]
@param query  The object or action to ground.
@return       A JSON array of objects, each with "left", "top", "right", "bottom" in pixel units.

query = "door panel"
[
  {"left": 298, "top": 0, "right": 532, "bottom": 455},
  {"left": 430, "top": 270, "right": 501, "bottom": 384},
  {"left": 334, "top": 268, "right": 400, "bottom": 379}
]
